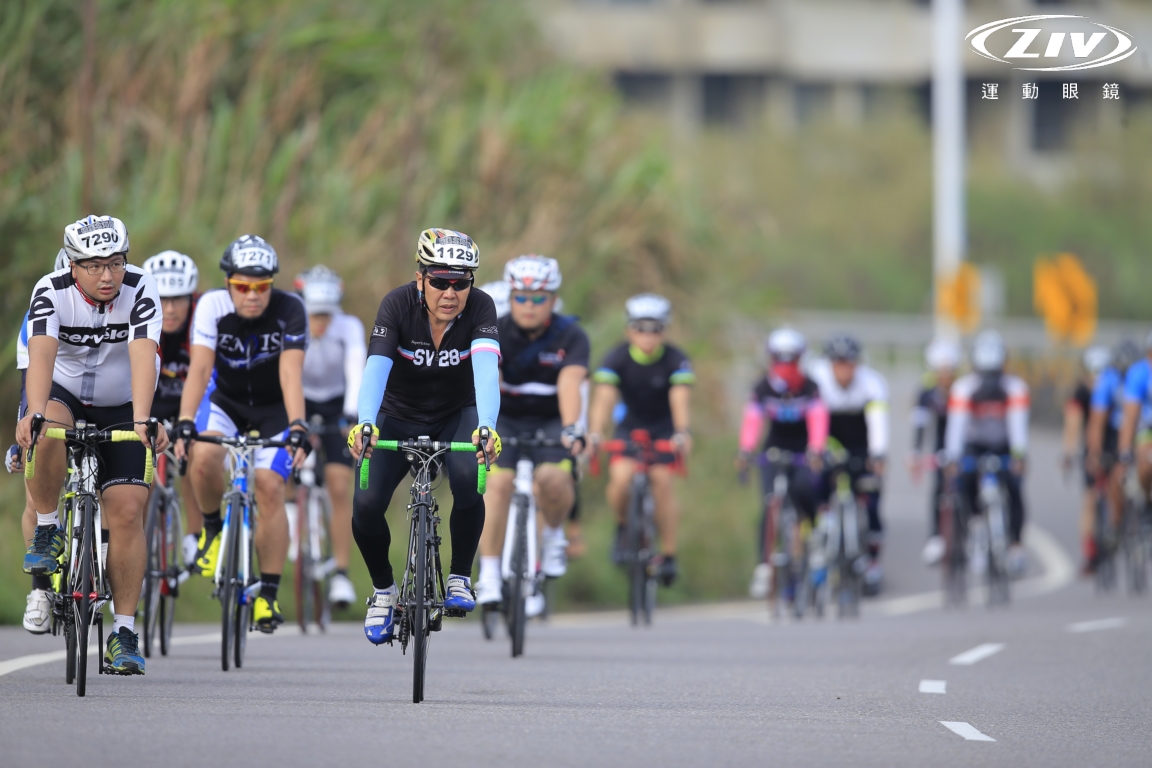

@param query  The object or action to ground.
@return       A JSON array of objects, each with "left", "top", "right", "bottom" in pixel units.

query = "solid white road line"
[
  {"left": 949, "top": 643, "right": 1005, "bottom": 666},
  {"left": 919, "top": 679, "right": 947, "bottom": 694},
  {"left": 939, "top": 721, "right": 995, "bottom": 742},
  {"left": 1067, "top": 617, "right": 1127, "bottom": 633}
]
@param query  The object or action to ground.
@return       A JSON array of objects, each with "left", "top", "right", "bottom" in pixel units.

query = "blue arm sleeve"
[
  {"left": 1091, "top": 369, "right": 1115, "bottom": 410},
  {"left": 472, "top": 351, "right": 501, "bottom": 430},
  {"left": 357, "top": 355, "right": 393, "bottom": 426}
]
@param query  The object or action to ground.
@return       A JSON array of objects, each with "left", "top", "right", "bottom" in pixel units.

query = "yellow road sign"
[
  {"left": 936, "top": 262, "right": 981, "bottom": 333},
  {"left": 1033, "top": 253, "right": 1096, "bottom": 345}
]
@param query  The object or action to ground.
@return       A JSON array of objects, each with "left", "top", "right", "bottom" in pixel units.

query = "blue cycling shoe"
[
  {"left": 443, "top": 575, "right": 476, "bottom": 612},
  {"left": 364, "top": 589, "right": 397, "bottom": 645},
  {"left": 23, "top": 525, "right": 67, "bottom": 575},
  {"left": 104, "top": 627, "right": 145, "bottom": 675}
]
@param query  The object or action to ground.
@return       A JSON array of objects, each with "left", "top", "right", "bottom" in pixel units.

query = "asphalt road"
[{"left": 2, "top": 367, "right": 1150, "bottom": 767}]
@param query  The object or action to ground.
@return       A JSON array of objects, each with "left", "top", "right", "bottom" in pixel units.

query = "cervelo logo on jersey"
[
  {"left": 58, "top": 324, "right": 130, "bottom": 348},
  {"left": 967, "top": 15, "right": 1137, "bottom": 72}
]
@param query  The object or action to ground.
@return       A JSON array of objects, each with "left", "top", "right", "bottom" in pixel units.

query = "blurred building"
[{"left": 538, "top": 1, "right": 1152, "bottom": 173}]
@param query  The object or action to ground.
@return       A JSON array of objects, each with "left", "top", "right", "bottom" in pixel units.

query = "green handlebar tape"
[
  {"left": 24, "top": 451, "right": 35, "bottom": 480},
  {"left": 359, "top": 458, "right": 371, "bottom": 490},
  {"left": 477, "top": 464, "right": 487, "bottom": 494},
  {"left": 144, "top": 448, "right": 154, "bottom": 486}
]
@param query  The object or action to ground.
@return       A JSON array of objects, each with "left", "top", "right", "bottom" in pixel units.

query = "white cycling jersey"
[
  {"left": 808, "top": 358, "right": 890, "bottom": 457},
  {"left": 17, "top": 312, "right": 29, "bottom": 371},
  {"left": 26, "top": 266, "right": 162, "bottom": 406},
  {"left": 302, "top": 311, "right": 366, "bottom": 414}
]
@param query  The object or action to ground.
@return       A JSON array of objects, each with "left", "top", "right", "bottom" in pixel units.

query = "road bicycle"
[
  {"left": 1089, "top": 458, "right": 1119, "bottom": 594},
  {"left": 960, "top": 454, "right": 1012, "bottom": 608},
  {"left": 821, "top": 453, "right": 870, "bottom": 619},
  {"left": 1121, "top": 464, "right": 1149, "bottom": 595},
  {"left": 185, "top": 432, "right": 292, "bottom": 671},
  {"left": 142, "top": 442, "right": 188, "bottom": 657},
  {"left": 757, "top": 449, "right": 813, "bottom": 619},
  {"left": 356, "top": 425, "right": 489, "bottom": 703},
  {"left": 598, "top": 430, "right": 683, "bottom": 627},
  {"left": 25, "top": 413, "right": 157, "bottom": 697},
  {"left": 289, "top": 416, "right": 345, "bottom": 633},
  {"left": 480, "top": 433, "right": 565, "bottom": 657}
]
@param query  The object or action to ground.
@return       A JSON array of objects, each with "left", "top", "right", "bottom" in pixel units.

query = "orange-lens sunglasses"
[{"left": 228, "top": 278, "right": 274, "bottom": 294}]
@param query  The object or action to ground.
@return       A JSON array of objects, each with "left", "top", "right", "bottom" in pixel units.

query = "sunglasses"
[
  {"left": 630, "top": 320, "right": 665, "bottom": 334},
  {"left": 425, "top": 275, "right": 473, "bottom": 291},
  {"left": 512, "top": 294, "right": 550, "bottom": 305},
  {"left": 228, "top": 278, "right": 274, "bottom": 294}
]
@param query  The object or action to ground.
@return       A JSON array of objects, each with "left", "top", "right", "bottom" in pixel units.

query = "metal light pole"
[{"left": 933, "top": 0, "right": 966, "bottom": 340}]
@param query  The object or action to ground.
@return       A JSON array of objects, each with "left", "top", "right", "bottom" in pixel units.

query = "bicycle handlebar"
[
  {"left": 189, "top": 433, "right": 292, "bottom": 449},
  {"left": 24, "top": 414, "right": 156, "bottom": 485},
  {"left": 357, "top": 436, "right": 487, "bottom": 494}
]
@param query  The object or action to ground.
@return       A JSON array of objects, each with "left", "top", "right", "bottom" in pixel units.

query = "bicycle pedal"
[{"left": 444, "top": 608, "right": 467, "bottom": 618}]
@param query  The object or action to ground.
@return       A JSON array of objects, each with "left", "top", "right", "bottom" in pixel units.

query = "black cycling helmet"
[
  {"left": 1114, "top": 338, "right": 1142, "bottom": 373},
  {"left": 220, "top": 234, "right": 279, "bottom": 277},
  {"left": 824, "top": 333, "right": 862, "bottom": 362}
]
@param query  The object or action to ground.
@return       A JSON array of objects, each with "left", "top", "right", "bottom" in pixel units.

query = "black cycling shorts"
[
  {"left": 495, "top": 414, "right": 571, "bottom": 471},
  {"left": 48, "top": 383, "right": 150, "bottom": 492},
  {"left": 306, "top": 396, "right": 353, "bottom": 468}
]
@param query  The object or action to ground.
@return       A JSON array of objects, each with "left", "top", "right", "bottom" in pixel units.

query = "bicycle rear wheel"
[
  {"left": 412, "top": 504, "right": 429, "bottom": 704},
  {"left": 142, "top": 491, "right": 164, "bottom": 658},
  {"left": 509, "top": 496, "right": 528, "bottom": 658},
  {"left": 942, "top": 495, "right": 967, "bottom": 608},
  {"left": 74, "top": 496, "right": 95, "bottom": 697}
]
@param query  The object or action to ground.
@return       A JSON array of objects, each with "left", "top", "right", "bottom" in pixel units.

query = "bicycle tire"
[
  {"left": 75, "top": 495, "right": 94, "bottom": 697},
  {"left": 220, "top": 510, "right": 238, "bottom": 672},
  {"left": 412, "top": 503, "right": 429, "bottom": 704},
  {"left": 481, "top": 603, "right": 499, "bottom": 640},
  {"left": 1094, "top": 491, "right": 1115, "bottom": 594},
  {"left": 986, "top": 492, "right": 1010, "bottom": 608},
  {"left": 1125, "top": 503, "right": 1147, "bottom": 595},
  {"left": 314, "top": 490, "right": 334, "bottom": 629},
  {"left": 160, "top": 494, "right": 182, "bottom": 656},
  {"left": 142, "top": 490, "right": 163, "bottom": 658},
  {"left": 509, "top": 495, "right": 528, "bottom": 658},
  {"left": 64, "top": 612, "right": 77, "bottom": 685},
  {"left": 942, "top": 494, "right": 967, "bottom": 608},
  {"left": 295, "top": 487, "right": 313, "bottom": 633},
  {"left": 626, "top": 482, "right": 646, "bottom": 627},
  {"left": 642, "top": 493, "right": 657, "bottom": 626},
  {"left": 235, "top": 510, "right": 254, "bottom": 669}
]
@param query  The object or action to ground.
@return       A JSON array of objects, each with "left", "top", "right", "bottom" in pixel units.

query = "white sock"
[
  {"left": 374, "top": 585, "right": 396, "bottom": 596},
  {"left": 479, "top": 556, "right": 500, "bottom": 584},
  {"left": 543, "top": 525, "right": 565, "bottom": 541},
  {"left": 36, "top": 512, "right": 60, "bottom": 528},
  {"left": 111, "top": 614, "right": 135, "bottom": 634}
]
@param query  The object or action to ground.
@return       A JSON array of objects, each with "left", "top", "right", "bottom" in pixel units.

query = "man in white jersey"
[
  {"left": 296, "top": 266, "right": 366, "bottom": 607},
  {"left": 16, "top": 215, "right": 167, "bottom": 675},
  {"left": 8, "top": 251, "right": 70, "bottom": 634},
  {"left": 809, "top": 333, "right": 890, "bottom": 595}
]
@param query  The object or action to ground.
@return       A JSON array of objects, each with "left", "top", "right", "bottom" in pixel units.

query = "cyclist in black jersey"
[
  {"left": 349, "top": 228, "right": 501, "bottom": 646},
  {"left": 173, "top": 235, "right": 310, "bottom": 634},
  {"left": 589, "top": 294, "right": 693, "bottom": 586},
  {"left": 475, "top": 255, "right": 590, "bottom": 609},
  {"left": 911, "top": 338, "right": 961, "bottom": 566},
  {"left": 142, "top": 251, "right": 206, "bottom": 566}
]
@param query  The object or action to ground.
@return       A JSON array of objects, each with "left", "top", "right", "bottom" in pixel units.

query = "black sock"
[
  {"left": 202, "top": 510, "right": 222, "bottom": 534},
  {"left": 336, "top": 569, "right": 348, "bottom": 578},
  {"left": 31, "top": 574, "right": 52, "bottom": 590},
  {"left": 259, "top": 573, "right": 280, "bottom": 601},
  {"left": 101, "top": 529, "right": 110, "bottom": 546}
]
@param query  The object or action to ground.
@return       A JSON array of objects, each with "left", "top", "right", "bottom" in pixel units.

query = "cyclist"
[
  {"left": 737, "top": 328, "right": 828, "bottom": 599},
  {"left": 173, "top": 235, "right": 310, "bottom": 634},
  {"left": 913, "top": 338, "right": 962, "bottom": 566},
  {"left": 589, "top": 293, "right": 693, "bottom": 586},
  {"left": 9, "top": 250, "right": 70, "bottom": 634},
  {"left": 142, "top": 251, "right": 205, "bottom": 567},
  {"left": 16, "top": 215, "right": 168, "bottom": 675},
  {"left": 348, "top": 228, "right": 501, "bottom": 645},
  {"left": 1085, "top": 340, "right": 1141, "bottom": 575},
  {"left": 296, "top": 265, "right": 366, "bottom": 608},
  {"left": 809, "top": 334, "right": 889, "bottom": 595},
  {"left": 943, "top": 329, "right": 1030, "bottom": 576},
  {"left": 1117, "top": 330, "right": 1152, "bottom": 522},
  {"left": 475, "top": 255, "right": 589, "bottom": 609}
]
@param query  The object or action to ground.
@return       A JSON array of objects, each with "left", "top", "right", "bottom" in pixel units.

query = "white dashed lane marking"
[
  {"left": 1066, "top": 617, "right": 1127, "bottom": 633},
  {"left": 940, "top": 721, "right": 996, "bottom": 741},
  {"left": 919, "top": 679, "right": 946, "bottom": 694},
  {"left": 949, "top": 643, "right": 1005, "bottom": 666}
]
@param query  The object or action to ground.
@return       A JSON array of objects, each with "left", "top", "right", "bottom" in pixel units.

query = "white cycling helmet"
[
  {"left": 143, "top": 251, "right": 199, "bottom": 297},
  {"left": 504, "top": 254, "right": 562, "bottom": 292},
  {"left": 1082, "top": 345, "right": 1111, "bottom": 375},
  {"left": 220, "top": 234, "right": 278, "bottom": 277},
  {"left": 478, "top": 281, "right": 511, "bottom": 318},
  {"left": 295, "top": 265, "right": 343, "bottom": 314},
  {"left": 415, "top": 228, "right": 479, "bottom": 275},
  {"left": 625, "top": 293, "right": 671, "bottom": 326},
  {"left": 53, "top": 249, "right": 70, "bottom": 272},
  {"left": 63, "top": 215, "right": 129, "bottom": 262},
  {"left": 766, "top": 328, "right": 806, "bottom": 363},
  {"left": 971, "top": 329, "right": 1007, "bottom": 373},
  {"left": 925, "top": 338, "right": 962, "bottom": 371}
]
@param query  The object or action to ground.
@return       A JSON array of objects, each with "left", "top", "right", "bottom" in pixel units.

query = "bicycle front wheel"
[
  {"left": 1125, "top": 502, "right": 1148, "bottom": 595},
  {"left": 412, "top": 505, "right": 429, "bottom": 704},
  {"left": 142, "top": 491, "right": 164, "bottom": 658},
  {"left": 220, "top": 518, "right": 237, "bottom": 672},
  {"left": 295, "top": 487, "right": 314, "bottom": 633},
  {"left": 74, "top": 496, "right": 95, "bottom": 697},
  {"left": 626, "top": 484, "right": 647, "bottom": 627},
  {"left": 509, "top": 497, "right": 528, "bottom": 658},
  {"left": 234, "top": 523, "right": 254, "bottom": 670}
]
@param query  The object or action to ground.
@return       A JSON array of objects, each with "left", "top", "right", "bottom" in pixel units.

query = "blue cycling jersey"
[
  {"left": 1122, "top": 359, "right": 1152, "bottom": 427},
  {"left": 1091, "top": 366, "right": 1125, "bottom": 431}
]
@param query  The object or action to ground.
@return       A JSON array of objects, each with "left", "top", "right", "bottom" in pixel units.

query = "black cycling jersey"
[
  {"left": 498, "top": 313, "right": 590, "bottom": 420},
  {"left": 155, "top": 296, "right": 198, "bottom": 406},
  {"left": 750, "top": 375, "right": 821, "bottom": 454},
  {"left": 593, "top": 342, "right": 694, "bottom": 430},
  {"left": 191, "top": 288, "right": 308, "bottom": 409},
  {"left": 366, "top": 282, "right": 500, "bottom": 422}
]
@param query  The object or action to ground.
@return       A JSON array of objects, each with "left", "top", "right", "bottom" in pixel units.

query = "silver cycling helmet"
[
  {"left": 63, "top": 215, "right": 129, "bottom": 262},
  {"left": 1114, "top": 339, "right": 1142, "bottom": 373},
  {"left": 624, "top": 293, "right": 671, "bottom": 326},
  {"left": 824, "top": 333, "right": 862, "bottom": 363},
  {"left": 971, "top": 329, "right": 1007, "bottom": 373},
  {"left": 1082, "top": 345, "right": 1111, "bottom": 376},
  {"left": 766, "top": 328, "right": 806, "bottom": 363},
  {"left": 53, "top": 249, "right": 70, "bottom": 272},
  {"left": 220, "top": 234, "right": 278, "bottom": 277},
  {"left": 925, "top": 338, "right": 962, "bottom": 371},
  {"left": 295, "top": 265, "right": 343, "bottom": 314},
  {"left": 143, "top": 251, "right": 199, "bottom": 297}
]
